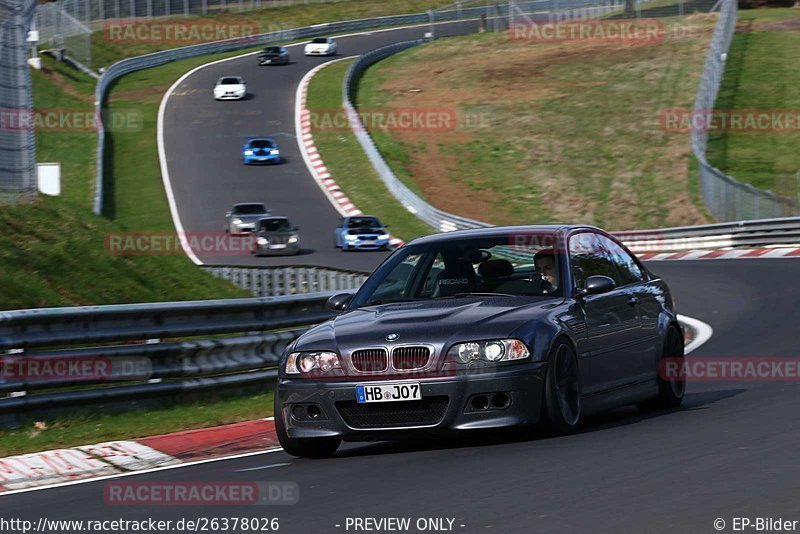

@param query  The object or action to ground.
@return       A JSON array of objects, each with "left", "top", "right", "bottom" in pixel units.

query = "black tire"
[
  {"left": 540, "top": 339, "right": 581, "bottom": 434},
  {"left": 639, "top": 325, "right": 685, "bottom": 411},
  {"left": 274, "top": 397, "right": 341, "bottom": 459}
]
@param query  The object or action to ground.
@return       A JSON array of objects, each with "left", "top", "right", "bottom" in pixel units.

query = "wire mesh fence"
[
  {"left": 35, "top": 2, "right": 93, "bottom": 68},
  {"left": 0, "top": 0, "right": 37, "bottom": 203}
]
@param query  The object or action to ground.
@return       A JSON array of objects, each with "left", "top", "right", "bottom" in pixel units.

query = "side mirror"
[
  {"left": 326, "top": 293, "right": 353, "bottom": 312},
  {"left": 576, "top": 275, "right": 616, "bottom": 298}
]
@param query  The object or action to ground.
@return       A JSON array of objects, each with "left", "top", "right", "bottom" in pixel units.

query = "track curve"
[
  {"left": 5, "top": 259, "right": 800, "bottom": 532},
  {"left": 161, "top": 21, "right": 479, "bottom": 272}
]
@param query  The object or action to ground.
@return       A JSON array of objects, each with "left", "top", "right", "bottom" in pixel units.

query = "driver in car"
[{"left": 533, "top": 249, "right": 559, "bottom": 293}]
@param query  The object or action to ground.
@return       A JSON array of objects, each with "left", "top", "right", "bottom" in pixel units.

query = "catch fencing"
[
  {"left": 205, "top": 266, "right": 368, "bottom": 296},
  {"left": 34, "top": 2, "right": 94, "bottom": 69},
  {"left": 0, "top": 0, "right": 37, "bottom": 202}
]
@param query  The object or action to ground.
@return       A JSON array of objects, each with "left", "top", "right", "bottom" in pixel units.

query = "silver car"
[
  {"left": 254, "top": 217, "right": 301, "bottom": 256},
  {"left": 224, "top": 203, "right": 271, "bottom": 234}
]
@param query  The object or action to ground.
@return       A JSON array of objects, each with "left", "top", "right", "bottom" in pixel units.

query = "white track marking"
[{"left": 678, "top": 314, "right": 714, "bottom": 354}]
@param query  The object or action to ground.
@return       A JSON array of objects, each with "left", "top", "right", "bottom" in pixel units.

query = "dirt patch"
[
  {"left": 760, "top": 17, "right": 800, "bottom": 30},
  {"left": 39, "top": 67, "right": 94, "bottom": 104}
]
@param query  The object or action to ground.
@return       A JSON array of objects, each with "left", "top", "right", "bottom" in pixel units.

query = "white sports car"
[
  {"left": 213, "top": 76, "right": 247, "bottom": 100},
  {"left": 304, "top": 37, "right": 337, "bottom": 56}
]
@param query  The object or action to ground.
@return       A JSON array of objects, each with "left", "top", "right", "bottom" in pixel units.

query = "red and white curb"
[
  {"left": 635, "top": 245, "right": 800, "bottom": 262},
  {"left": 294, "top": 58, "right": 404, "bottom": 248},
  {"left": 0, "top": 419, "right": 278, "bottom": 493}
]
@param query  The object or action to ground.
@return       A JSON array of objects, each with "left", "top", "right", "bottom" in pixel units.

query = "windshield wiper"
[{"left": 445, "top": 292, "right": 516, "bottom": 299}]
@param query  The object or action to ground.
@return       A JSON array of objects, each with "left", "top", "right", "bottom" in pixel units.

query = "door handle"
[{"left": 627, "top": 296, "right": 640, "bottom": 306}]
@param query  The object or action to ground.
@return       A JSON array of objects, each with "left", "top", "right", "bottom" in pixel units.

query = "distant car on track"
[
  {"left": 253, "top": 217, "right": 301, "bottom": 256},
  {"left": 275, "top": 225, "right": 685, "bottom": 458},
  {"left": 304, "top": 37, "right": 337, "bottom": 56},
  {"left": 258, "top": 46, "right": 290, "bottom": 65},
  {"left": 333, "top": 216, "right": 391, "bottom": 251},
  {"left": 224, "top": 203, "right": 271, "bottom": 234},
  {"left": 242, "top": 138, "right": 281, "bottom": 165},
  {"left": 213, "top": 76, "right": 247, "bottom": 100}
]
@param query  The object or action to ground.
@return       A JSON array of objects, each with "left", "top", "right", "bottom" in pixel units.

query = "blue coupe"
[{"left": 242, "top": 138, "right": 281, "bottom": 165}]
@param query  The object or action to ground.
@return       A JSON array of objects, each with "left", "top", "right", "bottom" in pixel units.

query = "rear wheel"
[
  {"left": 541, "top": 339, "right": 581, "bottom": 434},
  {"left": 274, "top": 398, "right": 341, "bottom": 459},
  {"left": 639, "top": 325, "right": 685, "bottom": 411}
]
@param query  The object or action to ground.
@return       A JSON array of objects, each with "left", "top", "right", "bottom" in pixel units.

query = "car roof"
[
  {"left": 406, "top": 225, "right": 603, "bottom": 246},
  {"left": 233, "top": 202, "right": 266, "bottom": 208},
  {"left": 259, "top": 216, "right": 290, "bottom": 222}
]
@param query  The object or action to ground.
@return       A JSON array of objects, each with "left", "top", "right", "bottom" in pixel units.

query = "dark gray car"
[
  {"left": 258, "top": 46, "right": 290, "bottom": 65},
  {"left": 275, "top": 225, "right": 685, "bottom": 458},
  {"left": 253, "top": 217, "right": 301, "bottom": 256},
  {"left": 224, "top": 203, "right": 270, "bottom": 234}
]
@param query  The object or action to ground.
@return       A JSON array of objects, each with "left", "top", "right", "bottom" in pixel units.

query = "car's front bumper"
[
  {"left": 276, "top": 363, "right": 546, "bottom": 442},
  {"left": 305, "top": 49, "right": 331, "bottom": 56},
  {"left": 254, "top": 243, "right": 300, "bottom": 256},
  {"left": 244, "top": 155, "right": 280, "bottom": 165},
  {"left": 215, "top": 92, "right": 245, "bottom": 100},
  {"left": 342, "top": 238, "right": 390, "bottom": 250}
]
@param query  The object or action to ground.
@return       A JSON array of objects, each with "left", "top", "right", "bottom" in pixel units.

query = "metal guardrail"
[
  {"left": 204, "top": 266, "right": 368, "bottom": 296},
  {"left": 0, "top": 292, "right": 339, "bottom": 418},
  {"left": 691, "top": 0, "right": 798, "bottom": 220}
]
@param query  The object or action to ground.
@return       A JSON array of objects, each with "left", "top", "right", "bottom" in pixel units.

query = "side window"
[
  {"left": 568, "top": 233, "right": 624, "bottom": 289},
  {"left": 420, "top": 254, "right": 446, "bottom": 297},
  {"left": 596, "top": 235, "right": 644, "bottom": 286}
]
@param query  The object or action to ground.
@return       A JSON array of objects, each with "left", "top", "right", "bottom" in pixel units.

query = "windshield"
[
  {"left": 263, "top": 47, "right": 281, "bottom": 53},
  {"left": 232, "top": 204, "right": 267, "bottom": 215},
  {"left": 351, "top": 232, "right": 564, "bottom": 307},
  {"left": 311, "top": 38, "right": 329, "bottom": 44},
  {"left": 347, "top": 217, "right": 381, "bottom": 229},
  {"left": 220, "top": 77, "right": 241, "bottom": 85},
  {"left": 250, "top": 139, "right": 275, "bottom": 149},
  {"left": 259, "top": 218, "right": 292, "bottom": 232}
]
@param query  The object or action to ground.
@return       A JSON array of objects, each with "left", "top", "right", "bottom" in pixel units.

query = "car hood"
[
  {"left": 233, "top": 214, "right": 267, "bottom": 222},
  {"left": 258, "top": 230, "right": 296, "bottom": 238},
  {"left": 345, "top": 227, "right": 386, "bottom": 235},
  {"left": 216, "top": 84, "right": 245, "bottom": 91},
  {"left": 295, "top": 297, "right": 561, "bottom": 355}
]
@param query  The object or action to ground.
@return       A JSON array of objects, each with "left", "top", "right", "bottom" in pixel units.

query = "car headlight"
[
  {"left": 270, "top": 149, "right": 280, "bottom": 155},
  {"left": 379, "top": 233, "right": 390, "bottom": 240},
  {"left": 447, "top": 339, "right": 529, "bottom": 364},
  {"left": 345, "top": 234, "right": 358, "bottom": 241},
  {"left": 285, "top": 352, "right": 343, "bottom": 376},
  {"left": 288, "top": 236, "right": 298, "bottom": 244},
  {"left": 244, "top": 150, "right": 254, "bottom": 156},
  {"left": 257, "top": 237, "right": 268, "bottom": 246},
  {"left": 232, "top": 218, "right": 243, "bottom": 225}
]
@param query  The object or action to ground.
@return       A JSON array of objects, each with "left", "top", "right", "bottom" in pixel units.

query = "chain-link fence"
[
  {"left": 692, "top": 0, "right": 798, "bottom": 220},
  {"left": 35, "top": 2, "right": 93, "bottom": 69},
  {"left": 0, "top": 0, "right": 37, "bottom": 203}
]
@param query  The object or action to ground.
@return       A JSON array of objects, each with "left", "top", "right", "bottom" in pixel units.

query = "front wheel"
[
  {"left": 275, "top": 398, "right": 341, "bottom": 458},
  {"left": 540, "top": 339, "right": 581, "bottom": 434}
]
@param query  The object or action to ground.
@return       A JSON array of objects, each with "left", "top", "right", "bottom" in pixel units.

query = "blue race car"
[
  {"left": 333, "top": 215, "right": 391, "bottom": 251},
  {"left": 242, "top": 138, "right": 281, "bottom": 165}
]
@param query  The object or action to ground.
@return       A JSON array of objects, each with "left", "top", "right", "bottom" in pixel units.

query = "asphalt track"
[
  {"left": 161, "top": 20, "right": 482, "bottom": 272},
  {"left": 5, "top": 258, "right": 800, "bottom": 532}
]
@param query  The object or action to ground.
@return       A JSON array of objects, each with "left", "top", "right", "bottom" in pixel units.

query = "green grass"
[
  {"left": 306, "top": 59, "right": 434, "bottom": 241},
  {"left": 0, "top": 390, "right": 274, "bottom": 457},
  {"left": 91, "top": 0, "right": 457, "bottom": 68},
  {"left": 355, "top": 18, "right": 718, "bottom": 230},
  {"left": 705, "top": 7, "right": 800, "bottom": 200}
]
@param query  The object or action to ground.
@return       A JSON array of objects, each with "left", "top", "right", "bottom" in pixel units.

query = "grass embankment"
[
  {"left": 0, "top": 391, "right": 274, "bottom": 456},
  {"left": 0, "top": 56, "right": 247, "bottom": 311},
  {"left": 91, "top": 0, "right": 456, "bottom": 68},
  {"left": 706, "top": 7, "right": 800, "bottom": 200},
  {"left": 353, "top": 16, "right": 719, "bottom": 230},
  {"left": 306, "top": 60, "right": 434, "bottom": 241}
]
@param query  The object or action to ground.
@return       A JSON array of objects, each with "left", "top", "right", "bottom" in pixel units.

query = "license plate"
[
  {"left": 270, "top": 244, "right": 286, "bottom": 249},
  {"left": 356, "top": 382, "right": 421, "bottom": 403}
]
